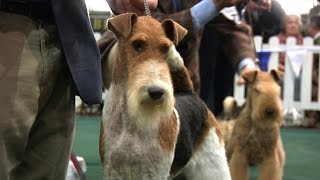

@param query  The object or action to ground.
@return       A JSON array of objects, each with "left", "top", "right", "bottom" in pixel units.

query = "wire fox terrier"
[{"left": 99, "top": 13, "right": 231, "bottom": 179}]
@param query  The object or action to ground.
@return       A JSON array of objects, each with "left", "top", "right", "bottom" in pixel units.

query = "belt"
[{"left": 0, "top": 2, "right": 54, "bottom": 22}]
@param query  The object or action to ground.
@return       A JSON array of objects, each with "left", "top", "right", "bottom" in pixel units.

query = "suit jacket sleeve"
[
  {"left": 51, "top": 0, "right": 102, "bottom": 104},
  {"left": 154, "top": 1, "right": 198, "bottom": 37},
  {"left": 209, "top": 14, "right": 257, "bottom": 69}
]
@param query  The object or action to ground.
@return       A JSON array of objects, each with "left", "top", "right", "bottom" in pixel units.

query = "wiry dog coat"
[{"left": 99, "top": 13, "right": 231, "bottom": 180}]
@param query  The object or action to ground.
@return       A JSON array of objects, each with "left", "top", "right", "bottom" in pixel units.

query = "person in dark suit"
[
  {"left": 241, "top": 0, "right": 286, "bottom": 43},
  {"left": 0, "top": 0, "right": 102, "bottom": 179}
]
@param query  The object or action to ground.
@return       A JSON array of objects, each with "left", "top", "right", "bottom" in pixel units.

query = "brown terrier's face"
[
  {"left": 108, "top": 14, "right": 187, "bottom": 128},
  {"left": 243, "top": 70, "right": 284, "bottom": 124}
]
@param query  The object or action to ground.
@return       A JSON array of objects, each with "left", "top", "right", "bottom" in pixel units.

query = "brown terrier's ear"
[
  {"left": 161, "top": 19, "right": 188, "bottom": 46},
  {"left": 107, "top": 13, "right": 138, "bottom": 39},
  {"left": 270, "top": 69, "right": 283, "bottom": 83},
  {"left": 242, "top": 70, "right": 258, "bottom": 83}
]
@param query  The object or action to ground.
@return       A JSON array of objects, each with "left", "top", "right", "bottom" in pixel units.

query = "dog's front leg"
[
  {"left": 276, "top": 138, "right": 286, "bottom": 169},
  {"left": 258, "top": 150, "right": 283, "bottom": 180},
  {"left": 167, "top": 45, "right": 193, "bottom": 93},
  {"left": 229, "top": 146, "right": 249, "bottom": 180},
  {"left": 258, "top": 139, "right": 285, "bottom": 180}
]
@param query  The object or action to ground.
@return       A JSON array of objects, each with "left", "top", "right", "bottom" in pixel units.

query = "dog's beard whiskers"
[
  {"left": 126, "top": 61, "right": 174, "bottom": 129},
  {"left": 127, "top": 83, "right": 174, "bottom": 130}
]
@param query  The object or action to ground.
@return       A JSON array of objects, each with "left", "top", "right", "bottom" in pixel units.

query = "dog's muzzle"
[
  {"left": 264, "top": 106, "right": 279, "bottom": 118},
  {"left": 148, "top": 86, "right": 164, "bottom": 101}
]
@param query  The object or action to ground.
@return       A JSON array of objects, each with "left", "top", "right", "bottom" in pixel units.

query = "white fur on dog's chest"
[
  {"left": 104, "top": 128, "right": 175, "bottom": 179},
  {"left": 103, "top": 87, "right": 177, "bottom": 179}
]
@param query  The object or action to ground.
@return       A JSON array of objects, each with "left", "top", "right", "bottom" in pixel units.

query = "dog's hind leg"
[
  {"left": 180, "top": 126, "right": 231, "bottom": 180},
  {"left": 173, "top": 106, "right": 230, "bottom": 180},
  {"left": 167, "top": 45, "right": 194, "bottom": 93}
]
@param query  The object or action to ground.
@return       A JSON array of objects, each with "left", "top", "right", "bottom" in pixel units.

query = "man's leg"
[
  {"left": 0, "top": 12, "right": 76, "bottom": 180},
  {"left": 0, "top": 12, "right": 42, "bottom": 179}
]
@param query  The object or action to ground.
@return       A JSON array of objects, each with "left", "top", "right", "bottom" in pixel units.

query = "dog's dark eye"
[
  {"left": 161, "top": 45, "right": 169, "bottom": 55},
  {"left": 132, "top": 40, "right": 145, "bottom": 53}
]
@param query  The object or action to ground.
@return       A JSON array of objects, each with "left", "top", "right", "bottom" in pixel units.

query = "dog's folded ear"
[
  {"left": 161, "top": 19, "right": 188, "bottom": 46},
  {"left": 107, "top": 13, "right": 138, "bottom": 39},
  {"left": 270, "top": 69, "right": 283, "bottom": 83},
  {"left": 242, "top": 70, "right": 258, "bottom": 83}
]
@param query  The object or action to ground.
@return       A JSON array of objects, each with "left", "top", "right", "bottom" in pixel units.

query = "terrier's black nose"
[
  {"left": 265, "top": 107, "right": 275, "bottom": 116},
  {"left": 148, "top": 86, "right": 164, "bottom": 101}
]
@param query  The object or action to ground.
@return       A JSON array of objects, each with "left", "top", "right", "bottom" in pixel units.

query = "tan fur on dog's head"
[
  {"left": 242, "top": 69, "right": 283, "bottom": 124},
  {"left": 107, "top": 13, "right": 187, "bottom": 128}
]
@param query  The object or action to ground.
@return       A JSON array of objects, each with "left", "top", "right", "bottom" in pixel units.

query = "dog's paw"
[{"left": 167, "top": 45, "right": 184, "bottom": 70}]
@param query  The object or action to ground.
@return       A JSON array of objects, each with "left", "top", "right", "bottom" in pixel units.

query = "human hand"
[
  {"left": 256, "top": 0, "right": 272, "bottom": 11},
  {"left": 237, "top": 65, "right": 260, "bottom": 85},
  {"left": 213, "top": 0, "right": 244, "bottom": 11},
  {"left": 247, "top": 0, "right": 272, "bottom": 12},
  {"left": 107, "top": 0, "right": 158, "bottom": 15}
]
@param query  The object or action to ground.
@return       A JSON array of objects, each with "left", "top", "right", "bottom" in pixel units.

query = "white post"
[
  {"left": 267, "top": 36, "right": 280, "bottom": 71},
  {"left": 283, "top": 37, "right": 297, "bottom": 110},
  {"left": 233, "top": 74, "right": 245, "bottom": 106},
  {"left": 300, "top": 37, "right": 314, "bottom": 109}
]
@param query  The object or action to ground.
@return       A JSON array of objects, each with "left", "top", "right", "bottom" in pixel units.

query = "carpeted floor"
[{"left": 73, "top": 116, "right": 320, "bottom": 180}]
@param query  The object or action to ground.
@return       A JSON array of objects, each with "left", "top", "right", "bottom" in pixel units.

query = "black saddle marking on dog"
[{"left": 170, "top": 92, "right": 208, "bottom": 174}]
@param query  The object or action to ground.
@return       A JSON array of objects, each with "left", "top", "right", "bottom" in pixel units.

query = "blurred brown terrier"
[
  {"left": 99, "top": 13, "right": 231, "bottom": 179},
  {"left": 226, "top": 70, "right": 286, "bottom": 180}
]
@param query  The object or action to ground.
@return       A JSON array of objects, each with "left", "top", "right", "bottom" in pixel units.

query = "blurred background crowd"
[{"left": 79, "top": 0, "right": 320, "bottom": 128}]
